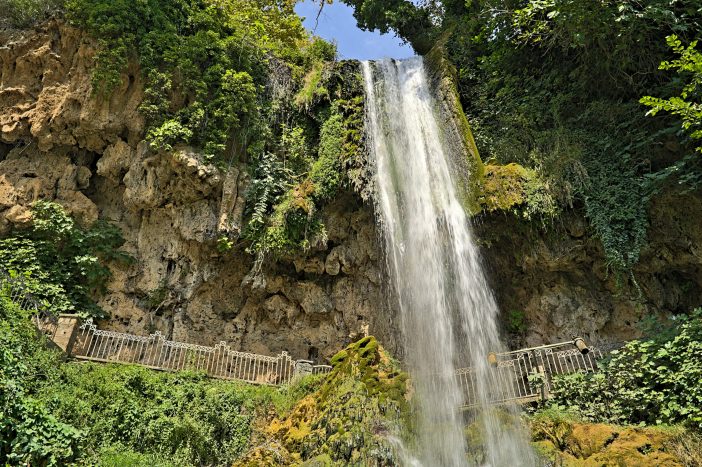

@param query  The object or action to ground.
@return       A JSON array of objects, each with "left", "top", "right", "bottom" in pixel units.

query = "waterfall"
[{"left": 362, "top": 57, "right": 535, "bottom": 466}]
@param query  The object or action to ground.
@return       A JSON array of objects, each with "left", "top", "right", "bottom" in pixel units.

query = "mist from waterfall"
[{"left": 362, "top": 57, "right": 535, "bottom": 466}]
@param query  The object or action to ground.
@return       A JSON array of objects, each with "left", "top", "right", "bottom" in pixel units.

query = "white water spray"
[{"left": 362, "top": 57, "right": 535, "bottom": 466}]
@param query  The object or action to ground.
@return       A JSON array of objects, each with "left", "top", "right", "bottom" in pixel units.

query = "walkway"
[
  {"left": 2, "top": 271, "right": 331, "bottom": 386},
  {"left": 456, "top": 340, "right": 617, "bottom": 409},
  {"left": 2, "top": 270, "right": 616, "bottom": 400}
]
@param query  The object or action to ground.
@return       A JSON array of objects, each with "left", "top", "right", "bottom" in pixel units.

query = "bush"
[
  {"left": 244, "top": 94, "right": 363, "bottom": 258},
  {"left": 0, "top": 286, "right": 320, "bottom": 466},
  {"left": 310, "top": 110, "right": 344, "bottom": 202},
  {"left": 0, "top": 201, "right": 128, "bottom": 318},
  {"left": 0, "top": 294, "right": 81, "bottom": 466},
  {"left": 36, "top": 363, "right": 321, "bottom": 465},
  {"left": 0, "top": 0, "right": 64, "bottom": 28},
  {"left": 63, "top": 0, "right": 312, "bottom": 164},
  {"left": 548, "top": 309, "right": 702, "bottom": 428},
  {"left": 641, "top": 35, "right": 702, "bottom": 155}
]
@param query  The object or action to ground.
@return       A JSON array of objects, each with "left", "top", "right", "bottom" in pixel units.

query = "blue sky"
[{"left": 294, "top": 0, "right": 415, "bottom": 60}]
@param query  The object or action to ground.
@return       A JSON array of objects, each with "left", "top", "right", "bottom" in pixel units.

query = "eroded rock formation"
[
  {"left": 1, "top": 20, "right": 701, "bottom": 363},
  {"left": 0, "top": 21, "right": 394, "bottom": 361},
  {"left": 477, "top": 190, "right": 702, "bottom": 348}
]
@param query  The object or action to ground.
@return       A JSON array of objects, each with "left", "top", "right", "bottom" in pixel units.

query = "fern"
[{"left": 246, "top": 152, "right": 292, "bottom": 230}]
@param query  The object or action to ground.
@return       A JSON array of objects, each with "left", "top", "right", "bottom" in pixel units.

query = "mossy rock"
[
  {"left": 479, "top": 163, "right": 533, "bottom": 212},
  {"left": 301, "top": 454, "right": 335, "bottom": 466},
  {"left": 477, "top": 163, "right": 556, "bottom": 220},
  {"left": 530, "top": 415, "right": 689, "bottom": 466},
  {"left": 424, "top": 37, "right": 485, "bottom": 215},
  {"left": 236, "top": 337, "right": 411, "bottom": 466},
  {"left": 566, "top": 423, "right": 619, "bottom": 458}
]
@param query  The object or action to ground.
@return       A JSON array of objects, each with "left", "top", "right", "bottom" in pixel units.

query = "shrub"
[
  {"left": 63, "top": 0, "right": 311, "bottom": 164},
  {"left": 548, "top": 309, "right": 702, "bottom": 428},
  {"left": 244, "top": 95, "right": 362, "bottom": 258},
  {"left": 36, "top": 363, "right": 321, "bottom": 465},
  {"left": 0, "top": 294, "right": 82, "bottom": 466},
  {"left": 0, "top": 287, "right": 319, "bottom": 466},
  {"left": 310, "top": 110, "right": 344, "bottom": 201},
  {"left": 642, "top": 35, "right": 702, "bottom": 155},
  {"left": 0, "top": 201, "right": 128, "bottom": 317},
  {"left": 0, "top": 0, "right": 64, "bottom": 28}
]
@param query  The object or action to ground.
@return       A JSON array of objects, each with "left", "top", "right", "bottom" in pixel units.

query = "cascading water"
[{"left": 362, "top": 57, "right": 535, "bottom": 466}]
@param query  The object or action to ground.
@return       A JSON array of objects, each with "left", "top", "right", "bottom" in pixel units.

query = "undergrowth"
[
  {"left": 545, "top": 309, "right": 702, "bottom": 429},
  {"left": 0, "top": 290, "right": 321, "bottom": 466}
]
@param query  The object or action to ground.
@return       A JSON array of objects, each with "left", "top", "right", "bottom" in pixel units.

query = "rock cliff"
[
  {"left": 478, "top": 190, "right": 702, "bottom": 348},
  {"left": 0, "top": 21, "right": 395, "bottom": 361},
  {"left": 1, "top": 21, "right": 701, "bottom": 362}
]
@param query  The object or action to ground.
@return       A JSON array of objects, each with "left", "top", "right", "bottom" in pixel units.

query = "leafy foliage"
[
  {"left": 340, "top": 0, "right": 437, "bottom": 53},
  {"left": 294, "top": 37, "right": 337, "bottom": 110},
  {"left": 40, "top": 365, "right": 270, "bottom": 465},
  {"left": 0, "top": 286, "right": 320, "bottom": 466},
  {"left": 642, "top": 35, "right": 702, "bottom": 154},
  {"left": 246, "top": 151, "right": 294, "bottom": 234},
  {"left": 0, "top": 296, "right": 81, "bottom": 466},
  {"left": 444, "top": 0, "right": 702, "bottom": 273},
  {"left": 60, "top": 0, "right": 351, "bottom": 257},
  {"left": 0, "top": 0, "right": 63, "bottom": 28},
  {"left": 0, "top": 201, "right": 128, "bottom": 318},
  {"left": 310, "top": 109, "right": 345, "bottom": 201},
  {"left": 244, "top": 84, "right": 364, "bottom": 258},
  {"left": 63, "top": 0, "right": 310, "bottom": 164},
  {"left": 506, "top": 309, "right": 527, "bottom": 336},
  {"left": 548, "top": 310, "right": 702, "bottom": 429},
  {"left": 339, "top": 0, "right": 702, "bottom": 273}
]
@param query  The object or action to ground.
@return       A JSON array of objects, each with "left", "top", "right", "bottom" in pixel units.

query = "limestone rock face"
[
  {"left": 0, "top": 21, "right": 144, "bottom": 152},
  {"left": 0, "top": 21, "right": 394, "bottom": 362},
  {"left": 477, "top": 192, "right": 702, "bottom": 348},
  {"left": 2, "top": 20, "right": 701, "bottom": 365}
]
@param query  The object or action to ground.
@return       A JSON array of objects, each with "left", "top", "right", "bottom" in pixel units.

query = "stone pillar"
[
  {"left": 293, "top": 360, "right": 314, "bottom": 380},
  {"left": 52, "top": 314, "right": 81, "bottom": 355}
]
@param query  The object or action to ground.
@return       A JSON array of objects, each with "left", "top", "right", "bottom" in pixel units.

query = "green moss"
[
  {"left": 295, "top": 62, "right": 330, "bottom": 110},
  {"left": 311, "top": 110, "right": 345, "bottom": 201},
  {"left": 241, "top": 61, "right": 365, "bottom": 260},
  {"left": 301, "top": 454, "right": 334, "bottom": 466},
  {"left": 250, "top": 179, "right": 327, "bottom": 257},
  {"left": 424, "top": 38, "right": 485, "bottom": 215},
  {"left": 477, "top": 163, "right": 557, "bottom": 221},
  {"left": 329, "top": 350, "right": 348, "bottom": 366},
  {"left": 238, "top": 337, "right": 412, "bottom": 466},
  {"left": 528, "top": 413, "right": 694, "bottom": 466}
]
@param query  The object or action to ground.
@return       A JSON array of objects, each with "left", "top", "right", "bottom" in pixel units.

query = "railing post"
[
  {"left": 537, "top": 365, "right": 550, "bottom": 402},
  {"left": 574, "top": 337, "right": 590, "bottom": 354},
  {"left": 52, "top": 314, "right": 81, "bottom": 355}
]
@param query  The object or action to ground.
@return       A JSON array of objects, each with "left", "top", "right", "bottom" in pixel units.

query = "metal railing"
[
  {"left": 457, "top": 339, "right": 612, "bottom": 408},
  {"left": 72, "top": 318, "right": 321, "bottom": 385},
  {"left": 1, "top": 270, "right": 331, "bottom": 386},
  {"left": 4, "top": 270, "right": 616, "bottom": 398}
]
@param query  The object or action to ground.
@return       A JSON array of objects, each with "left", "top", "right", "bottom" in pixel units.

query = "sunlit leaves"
[
  {"left": 0, "top": 201, "right": 128, "bottom": 317},
  {"left": 641, "top": 35, "right": 702, "bottom": 154},
  {"left": 550, "top": 310, "right": 702, "bottom": 428}
]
